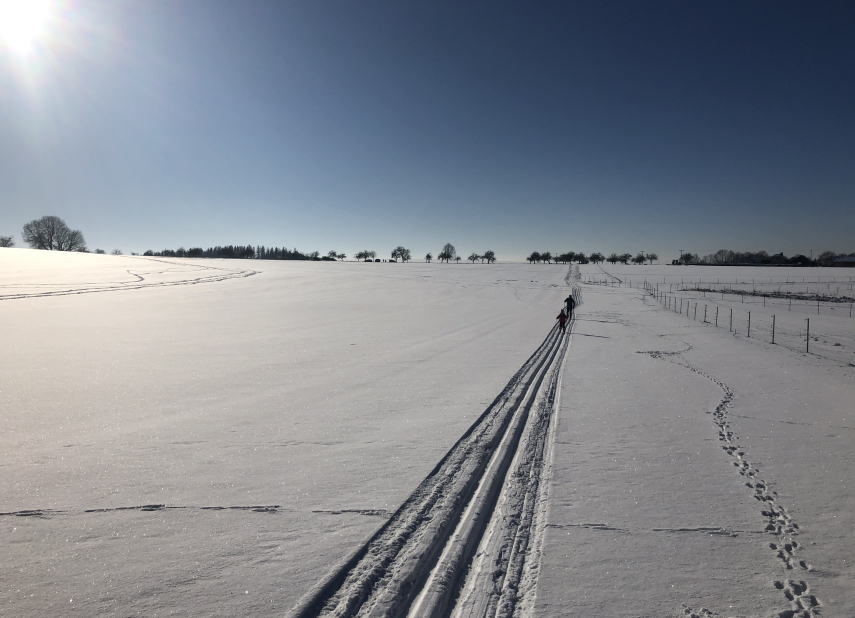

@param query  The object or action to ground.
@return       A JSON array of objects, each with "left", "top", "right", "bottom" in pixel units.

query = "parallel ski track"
[
  {"left": 289, "top": 287, "right": 579, "bottom": 618},
  {"left": 0, "top": 257, "right": 256, "bottom": 301}
]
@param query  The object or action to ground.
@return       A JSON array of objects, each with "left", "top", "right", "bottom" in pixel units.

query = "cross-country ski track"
[{"left": 288, "top": 289, "right": 581, "bottom": 618}]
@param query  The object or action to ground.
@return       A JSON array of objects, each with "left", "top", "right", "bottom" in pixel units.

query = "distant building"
[
  {"left": 831, "top": 254, "right": 855, "bottom": 268},
  {"left": 769, "top": 253, "right": 788, "bottom": 264}
]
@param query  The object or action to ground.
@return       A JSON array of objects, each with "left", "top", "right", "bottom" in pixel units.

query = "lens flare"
[{"left": 0, "top": 0, "right": 52, "bottom": 54}]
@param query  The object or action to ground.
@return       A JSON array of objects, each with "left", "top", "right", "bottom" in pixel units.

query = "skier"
[
  {"left": 565, "top": 294, "right": 576, "bottom": 319},
  {"left": 556, "top": 309, "right": 568, "bottom": 333}
]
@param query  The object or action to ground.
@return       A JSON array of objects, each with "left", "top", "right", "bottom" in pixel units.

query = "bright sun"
[{"left": 0, "top": 0, "right": 52, "bottom": 54}]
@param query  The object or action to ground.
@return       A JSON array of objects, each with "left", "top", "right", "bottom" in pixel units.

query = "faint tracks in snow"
[
  {"left": 639, "top": 348, "right": 822, "bottom": 618},
  {"left": 288, "top": 287, "right": 580, "bottom": 618},
  {"left": 0, "top": 257, "right": 256, "bottom": 301},
  {"left": 0, "top": 504, "right": 286, "bottom": 517}
]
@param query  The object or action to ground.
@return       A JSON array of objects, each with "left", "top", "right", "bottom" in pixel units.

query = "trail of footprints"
[{"left": 641, "top": 349, "right": 821, "bottom": 618}]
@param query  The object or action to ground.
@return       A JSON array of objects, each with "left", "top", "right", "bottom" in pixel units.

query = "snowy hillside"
[{"left": 1, "top": 251, "right": 852, "bottom": 617}]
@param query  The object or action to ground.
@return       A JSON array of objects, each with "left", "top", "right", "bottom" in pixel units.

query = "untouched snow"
[{"left": 1, "top": 251, "right": 853, "bottom": 617}]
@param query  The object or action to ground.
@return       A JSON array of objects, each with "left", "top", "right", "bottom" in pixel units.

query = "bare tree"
[
  {"left": 391, "top": 246, "right": 411, "bottom": 262},
  {"left": 424, "top": 252, "right": 432, "bottom": 263},
  {"left": 112, "top": 249, "right": 123, "bottom": 255},
  {"left": 483, "top": 250, "right": 496, "bottom": 264},
  {"left": 327, "top": 250, "right": 338, "bottom": 259},
  {"left": 541, "top": 251, "right": 552, "bottom": 264},
  {"left": 527, "top": 252, "right": 541, "bottom": 264},
  {"left": 0, "top": 235, "right": 14, "bottom": 247},
  {"left": 817, "top": 251, "right": 838, "bottom": 265},
  {"left": 94, "top": 248, "right": 105, "bottom": 254},
  {"left": 337, "top": 253, "right": 346, "bottom": 260},
  {"left": 468, "top": 253, "right": 480, "bottom": 264},
  {"left": 22, "top": 216, "right": 87, "bottom": 251},
  {"left": 646, "top": 253, "right": 658, "bottom": 264},
  {"left": 455, "top": 255, "right": 461, "bottom": 264},
  {"left": 439, "top": 243, "right": 456, "bottom": 263}
]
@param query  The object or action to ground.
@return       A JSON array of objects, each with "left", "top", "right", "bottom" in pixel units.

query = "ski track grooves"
[
  {"left": 288, "top": 286, "right": 580, "bottom": 618},
  {"left": 640, "top": 347, "right": 821, "bottom": 618},
  {"left": 0, "top": 257, "right": 256, "bottom": 301}
]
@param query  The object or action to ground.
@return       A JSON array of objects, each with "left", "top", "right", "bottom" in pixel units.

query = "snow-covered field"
[{"left": 1, "top": 251, "right": 853, "bottom": 617}]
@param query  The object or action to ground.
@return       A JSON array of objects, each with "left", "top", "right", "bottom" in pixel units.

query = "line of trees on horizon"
[
  {"left": 5, "top": 218, "right": 851, "bottom": 268},
  {"left": 525, "top": 251, "right": 659, "bottom": 265},
  {"left": 674, "top": 249, "right": 854, "bottom": 266}
]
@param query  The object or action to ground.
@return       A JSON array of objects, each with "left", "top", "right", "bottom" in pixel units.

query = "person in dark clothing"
[
  {"left": 557, "top": 309, "right": 568, "bottom": 333},
  {"left": 565, "top": 294, "right": 576, "bottom": 318}
]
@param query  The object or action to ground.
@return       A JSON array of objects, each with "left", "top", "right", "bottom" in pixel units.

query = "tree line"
[
  {"left": 525, "top": 251, "right": 658, "bottom": 265},
  {"left": 676, "top": 249, "right": 853, "bottom": 266}
]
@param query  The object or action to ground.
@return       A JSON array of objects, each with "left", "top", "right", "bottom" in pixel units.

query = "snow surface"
[{"left": 1, "top": 251, "right": 853, "bottom": 617}]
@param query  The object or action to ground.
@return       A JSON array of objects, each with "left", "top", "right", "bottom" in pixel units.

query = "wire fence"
[{"left": 582, "top": 271, "right": 854, "bottom": 364}]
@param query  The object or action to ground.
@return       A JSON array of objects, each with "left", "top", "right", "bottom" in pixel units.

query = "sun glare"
[{"left": 0, "top": 0, "right": 52, "bottom": 54}]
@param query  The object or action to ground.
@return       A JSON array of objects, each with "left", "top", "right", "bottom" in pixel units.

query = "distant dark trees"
[
  {"left": 589, "top": 252, "right": 604, "bottom": 264},
  {"left": 532, "top": 251, "right": 589, "bottom": 264},
  {"left": 424, "top": 252, "right": 432, "bottom": 263},
  {"left": 694, "top": 249, "right": 850, "bottom": 266},
  {"left": 632, "top": 253, "right": 645, "bottom": 264},
  {"left": 391, "top": 246, "right": 411, "bottom": 262},
  {"left": 483, "top": 250, "right": 496, "bottom": 264},
  {"left": 468, "top": 253, "right": 479, "bottom": 264},
  {"left": 355, "top": 250, "right": 376, "bottom": 261},
  {"left": 0, "top": 235, "right": 14, "bottom": 247},
  {"left": 646, "top": 253, "right": 658, "bottom": 264},
  {"left": 22, "top": 216, "right": 86, "bottom": 251},
  {"left": 438, "top": 243, "right": 456, "bottom": 263},
  {"left": 817, "top": 251, "right": 839, "bottom": 265}
]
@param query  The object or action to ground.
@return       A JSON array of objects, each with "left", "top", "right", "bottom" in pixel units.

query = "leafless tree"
[
  {"left": 22, "top": 216, "right": 87, "bottom": 251},
  {"left": 439, "top": 243, "right": 456, "bottom": 263},
  {"left": 112, "top": 249, "right": 123, "bottom": 255},
  {"left": 0, "top": 235, "right": 14, "bottom": 247},
  {"left": 391, "top": 246, "right": 411, "bottom": 262}
]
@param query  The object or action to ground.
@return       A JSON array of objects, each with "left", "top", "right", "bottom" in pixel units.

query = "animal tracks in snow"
[{"left": 639, "top": 347, "right": 821, "bottom": 617}]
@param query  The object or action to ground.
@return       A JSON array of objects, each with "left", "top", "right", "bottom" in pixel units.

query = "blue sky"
[{"left": 1, "top": 0, "right": 853, "bottom": 261}]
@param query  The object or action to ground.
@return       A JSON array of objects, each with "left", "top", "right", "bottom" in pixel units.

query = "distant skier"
[
  {"left": 556, "top": 309, "right": 568, "bottom": 333},
  {"left": 565, "top": 294, "right": 576, "bottom": 319}
]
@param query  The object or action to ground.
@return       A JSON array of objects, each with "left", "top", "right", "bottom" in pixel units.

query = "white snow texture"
[{"left": 1, "top": 249, "right": 853, "bottom": 618}]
